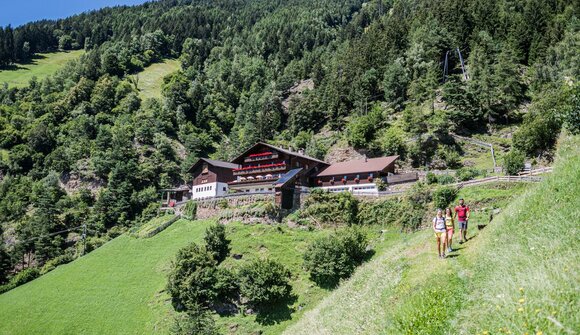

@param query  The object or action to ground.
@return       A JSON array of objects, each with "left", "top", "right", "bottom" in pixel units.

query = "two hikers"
[{"left": 433, "top": 199, "right": 470, "bottom": 258}]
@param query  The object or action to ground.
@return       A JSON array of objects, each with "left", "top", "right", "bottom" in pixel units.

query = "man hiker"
[{"left": 454, "top": 198, "right": 470, "bottom": 243}]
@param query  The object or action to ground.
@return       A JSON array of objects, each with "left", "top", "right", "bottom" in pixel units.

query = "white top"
[{"left": 433, "top": 216, "right": 446, "bottom": 230}]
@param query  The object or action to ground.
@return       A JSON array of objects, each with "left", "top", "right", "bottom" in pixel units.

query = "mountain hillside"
[{"left": 0, "top": 0, "right": 578, "bottom": 325}]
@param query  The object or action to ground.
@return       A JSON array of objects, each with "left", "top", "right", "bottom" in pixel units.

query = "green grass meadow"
[
  {"left": 136, "top": 59, "right": 180, "bottom": 99},
  {"left": 0, "top": 50, "right": 83, "bottom": 87}
]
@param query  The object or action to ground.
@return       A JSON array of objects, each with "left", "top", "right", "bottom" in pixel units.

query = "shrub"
[
  {"left": 301, "top": 189, "right": 359, "bottom": 226},
  {"left": 432, "top": 187, "right": 458, "bottom": 210},
  {"left": 0, "top": 268, "right": 40, "bottom": 294},
  {"left": 303, "top": 228, "right": 369, "bottom": 288},
  {"left": 437, "top": 174, "right": 455, "bottom": 185},
  {"left": 182, "top": 201, "right": 197, "bottom": 220},
  {"left": 171, "top": 305, "right": 220, "bottom": 335},
  {"left": 426, "top": 172, "right": 438, "bottom": 184},
  {"left": 455, "top": 167, "right": 479, "bottom": 181},
  {"left": 238, "top": 259, "right": 292, "bottom": 307},
  {"left": 40, "top": 253, "right": 74, "bottom": 275},
  {"left": 357, "top": 199, "right": 402, "bottom": 226},
  {"left": 376, "top": 126, "right": 406, "bottom": 157},
  {"left": 204, "top": 224, "right": 231, "bottom": 264},
  {"left": 166, "top": 243, "right": 220, "bottom": 310},
  {"left": 503, "top": 149, "right": 525, "bottom": 175}
]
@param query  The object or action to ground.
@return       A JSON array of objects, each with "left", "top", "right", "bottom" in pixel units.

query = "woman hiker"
[
  {"left": 445, "top": 207, "right": 455, "bottom": 252},
  {"left": 433, "top": 209, "right": 447, "bottom": 258}
]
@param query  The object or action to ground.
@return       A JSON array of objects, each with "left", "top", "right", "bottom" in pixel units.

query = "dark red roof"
[
  {"left": 187, "top": 158, "right": 240, "bottom": 173},
  {"left": 231, "top": 142, "right": 327, "bottom": 165},
  {"left": 316, "top": 156, "right": 399, "bottom": 177}
]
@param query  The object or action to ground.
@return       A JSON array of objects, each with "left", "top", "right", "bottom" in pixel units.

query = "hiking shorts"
[
  {"left": 446, "top": 227, "right": 454, "bottom": 238},
  {"left": 435, "top": 229, "right": 446, "bottom": 239},
  {"left": 459, "top": 221, "right": 468, "bottom": 229}
]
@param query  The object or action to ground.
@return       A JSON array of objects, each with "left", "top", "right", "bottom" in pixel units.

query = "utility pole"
[{"left": 82, "top": 224, "right": 87, "bottom": 256}]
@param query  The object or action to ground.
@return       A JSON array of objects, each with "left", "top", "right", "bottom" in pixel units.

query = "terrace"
[
  {"left": 243, "top": 151, "right": 279, "bottom": 163},
  {"left": 232, "top": 162, "right": 287, "bottom": 176}
]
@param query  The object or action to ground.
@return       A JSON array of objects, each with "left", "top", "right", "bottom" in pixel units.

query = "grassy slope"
[
  {"left": 0, "top": 50, "right": 83, "bottom": 87},
  {"left": 0, "top": 215, "right": 403, "bottom": 335},
  {"left": 0, "top": 219, "right": 213, "bottom": 335},
  {"left": 136, "top": 59, "right": 180, "bottom": 99},
  {"left": 285, "top": 135, "right": 579, "bottom": 335}
]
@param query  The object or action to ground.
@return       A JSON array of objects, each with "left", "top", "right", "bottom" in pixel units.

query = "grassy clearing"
[
  {"left": 0, "top": 50, "right": 83, "bottom": 87},
  {"left": 0, "top": 219, "right": 213, "bottom": 335},
  {"left": 136, "top": 59, "right": 180, "bottom": 99},
  {"left": 286, "top": 135, "right": 578, "bottom": 335}
]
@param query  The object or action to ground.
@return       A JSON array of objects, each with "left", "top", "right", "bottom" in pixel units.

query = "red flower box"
[
  {"left": 248, "top": 151, "right": 273, "bottom": 158},
  {"left": 354, "top": 177, "right": 360, "bottom": 183},
  {"left": 233, "top": 162, "right": 285, "bottom": 172}
]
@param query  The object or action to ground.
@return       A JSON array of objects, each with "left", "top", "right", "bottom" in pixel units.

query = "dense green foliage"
[
  {"left": 432, "top": 186, "right": 458, "bottom": 210},
  {"left": 166, "top": 243, "right": 222, "bottom": 310},
  {"left": 303, "top": 228, "right": 369, "bottom": 288},
  {"left": 503, "top": 149, "right": 526, "bottom": 175},
  {"left": 238, "top": 258, "right": 292, "bottom": 308},
  {"left": 171, "top": 305, "right": 220, "bottom": 335},
  {"left": 203, "top": 224, "right": 231, "bottom": 264},
  {"left": 0, "top": 0, "right": 578, "bottom": 285}
]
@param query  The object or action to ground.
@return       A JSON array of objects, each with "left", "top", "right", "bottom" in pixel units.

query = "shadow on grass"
[
  {"left": 0, "top": 54, "right": 51, "bottom": 71},
  {"left": 311, "top": 249, "right": 377, "bottom": 290},
  {"left": 446, "top": 254, "right": 460, "bottom": 259},
  {"left": 255, "top": 293, "right": 298, "bottom": 325}
]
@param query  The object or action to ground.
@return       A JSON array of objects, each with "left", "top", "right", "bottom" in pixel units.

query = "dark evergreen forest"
[{"left": 0, "top": 0, "right": 578, "bottom": 285}]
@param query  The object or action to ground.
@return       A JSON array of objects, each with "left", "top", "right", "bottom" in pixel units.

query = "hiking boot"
[{"left": 442, "top": 253, "right": 446, "bottom": 258}]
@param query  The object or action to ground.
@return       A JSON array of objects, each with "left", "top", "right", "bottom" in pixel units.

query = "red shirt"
[{"left": 455, "top": 205, "right": 470, "bottom": 221}]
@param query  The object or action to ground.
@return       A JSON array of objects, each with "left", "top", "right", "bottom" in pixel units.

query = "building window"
[{"left": 223, "top": 187, "right": 226, "bottom": 191}]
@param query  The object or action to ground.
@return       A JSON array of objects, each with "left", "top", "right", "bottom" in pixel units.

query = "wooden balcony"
[
  {"left": 244, "top": 152, "right": 279, "bottom": 163},
  {"left": 232, "top": 163, "right": 287, "bottom": 176}
]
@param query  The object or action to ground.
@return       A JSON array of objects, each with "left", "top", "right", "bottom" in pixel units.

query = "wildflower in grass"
[
  {"left": 535, "top": 309, "right": 541, "bottom": 314},
  {"left": 518, "top": 307, "right": 524, "bottom": 312},
  {"left": 519, "top": 287, "right": 524, "bottom": 292},
  {"left": 519, "top": 298, "right": 525, "bottom": 303},
  {"left": 536, "top": 331, "right": 543, "bottom": 335}
]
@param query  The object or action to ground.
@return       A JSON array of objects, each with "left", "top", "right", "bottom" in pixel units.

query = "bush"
[
  {"left": 436, "top": 174, "right": 456, "bottom": 185},
  {"left": 303, "top": 228, "right": 369, "bottom": 288},
  {"left": 357, "top": 199, "right": 402, "bottom": 226},
  {"left": 455, "top": 167, "right": 480, "bottom": 181},
  {"left": 166, "top": 243, "right": 220, "bottom": 310},
  {"left": 238, "top": 259, "right": 292, "bottom": 307},
  {"left": 40, "top": 253, "right": 74, "bottom": 275},
  {"left": 503, "top": 149, "right": 525, "bottom": 175},
  {"left": 426, "top": 172, "right": 438, "bottom": 184},
  {"left": 0, "top": 267, "right": 40, "bottom": 294},
  {"left": 171, "top": 305, "right": 220, "bottom": 335},
  {"left": 301, "top": 189, "right": 359, "bottom": 226},
  {"left": 204, "top": 224, "right": 231, "bottom": 264},
  {"left": 182, "top": 201, "right": 197, "bottom": 220},
  {"left": 432, "top": 187, "right": 458, "bottom": 210}
]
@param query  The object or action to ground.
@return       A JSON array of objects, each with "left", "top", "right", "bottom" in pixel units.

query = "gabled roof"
[
  {"left": 187, "top": 158, "right": 240, "bottom": 173},
  {"left": 316, "top": 156, "right": 399, "bottom": 177},
  {"left": 231, "top": 142, "right": 328, "bottom": 165}
]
